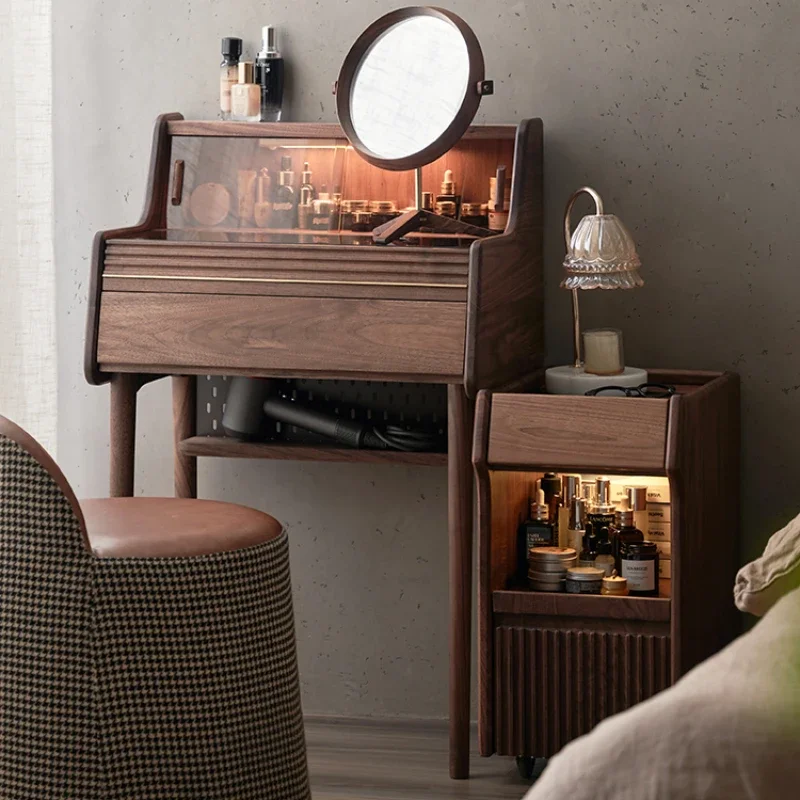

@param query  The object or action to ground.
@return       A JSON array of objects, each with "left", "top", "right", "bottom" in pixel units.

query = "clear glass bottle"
[
  {"left": 298, "top": 162, "right": 315, "bottom": 230},
  {"left": 565, "top": 495, "right": 586, "bottom": 555},
  {"left": 230, "top": 62, "right": 261, "bottom": 122},
  {"left": 255, "top": 25, "right": 285, "bottom": 122},
  {"left": 578, "top": 522, "right": 597, "bottom": 567},
  {"left": 559, "top": 475, "right": 581, "bottom": 548},
  {"left": 220, "top": 37, "right": 243, "bottom": 120}
]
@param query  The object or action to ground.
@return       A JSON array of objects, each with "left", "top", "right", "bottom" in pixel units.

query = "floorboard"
[{"left": 306, "top": 717, "right": 535, "bottom": 799}]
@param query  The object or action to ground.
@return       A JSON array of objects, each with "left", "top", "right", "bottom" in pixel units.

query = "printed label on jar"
[
  {"left": 621, "top": 559, "right": 656, "bottom": 592},
  {"left": 565, "top": 579, "right": 602, "bottom": 594}
]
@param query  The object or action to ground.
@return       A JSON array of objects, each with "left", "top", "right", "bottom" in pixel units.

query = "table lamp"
[{"left": 545, "top": 186, "right": 646, "bottom": 395}]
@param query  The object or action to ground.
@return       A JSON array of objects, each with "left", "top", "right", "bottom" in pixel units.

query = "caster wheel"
[{"left": 516, "top": 755, "right": 536, "bottom": 780}]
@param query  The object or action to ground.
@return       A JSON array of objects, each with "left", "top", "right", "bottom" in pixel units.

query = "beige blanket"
[{"left": 524, "top": 588, "right": 800, "bottom": 799}]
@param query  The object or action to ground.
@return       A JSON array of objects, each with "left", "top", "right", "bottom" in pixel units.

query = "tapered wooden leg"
[
  {"left": 109, "top": 373, "right": 138, "bottom": 497},
  {"left": 448, "top": 384, "right": 475, "bottom": 779},
  {"left": 172, "top": 375, "right": 198, "bottom": 499}
]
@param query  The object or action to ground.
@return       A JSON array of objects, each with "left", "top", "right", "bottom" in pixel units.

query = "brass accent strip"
[{"left": 103, "top": 273, "right": 468, "bottom": 290}]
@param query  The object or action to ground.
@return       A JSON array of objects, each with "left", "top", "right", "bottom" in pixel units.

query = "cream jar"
[{"left": 565, "top": 566, "right": 604, "bottom": 594}]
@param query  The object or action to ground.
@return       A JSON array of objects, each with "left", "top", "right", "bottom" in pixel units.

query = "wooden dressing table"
[{"left": 85, "top": 113, "right": 543, "bottom": 778}]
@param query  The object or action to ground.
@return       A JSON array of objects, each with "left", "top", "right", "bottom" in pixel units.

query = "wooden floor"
[{"left": 306, "top": 717, "right": 535, "bottom": 799}]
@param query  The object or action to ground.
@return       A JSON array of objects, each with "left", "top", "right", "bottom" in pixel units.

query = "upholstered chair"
[{"left": 0, "top": 415, "right": 310, "bottom": 800}]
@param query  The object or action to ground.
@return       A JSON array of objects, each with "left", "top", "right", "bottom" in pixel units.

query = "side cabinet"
[{"left": 473, "top": 370, "right": 740, "bottom": 759}]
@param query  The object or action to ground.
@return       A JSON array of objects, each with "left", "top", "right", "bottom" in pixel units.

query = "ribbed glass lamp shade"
[{"left": 561, "top": 213, "right": 643, "bottom": 290}]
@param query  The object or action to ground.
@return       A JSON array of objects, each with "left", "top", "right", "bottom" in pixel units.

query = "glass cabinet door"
[{"left": 166, "top": 134, "right": 515, "bottom": 247}]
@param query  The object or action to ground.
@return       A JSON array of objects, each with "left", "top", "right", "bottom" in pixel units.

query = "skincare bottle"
[
  {"left": 541, "top": 472, "right": 562, "bottom": 545},
  {"left": 578, "top": 523, "right": 598, "bottom": 568},
  {"left": 558, "top": 474, "right": 580, "bottom": 548},
  {"left": 298, "top": 161, "right": 315, "bottom": 230},
  {"left": 220, "top": 37, "right": 243, "bottom": 120},
  {"left": 517, "top": 485, "right": 555, "bottom": 581},
  {"left": 237, "top": 169, "right": 258, "bottom": 226},
  {"left": 588, "top": 477, "right": 617, "bottom": 532},
  {"left": 615, "top": 508, "right": 645, "bottom": 573},
  {"left": 255, "top": 25, "right": 285, "bottom": 122},
  {"left": 437, "top": 169, "right": 461, "bottom": 217},
  {"left": 270, "top": 156, "right": 297, "bottom": 230},
  {"left": 254, "top": 168, "right": 272, "bottom": 228},
  {"left": 594, "top": 531, "right": 615, "bottom": 576},
  {"left": 625, "top": 486, "right": 649, "bottom": 537},
  {"left": 565, "top": 496, "right": 586, "bottom": 555},
  {"left": 230, "top": 61, "right": 261, "bottom": 122}
]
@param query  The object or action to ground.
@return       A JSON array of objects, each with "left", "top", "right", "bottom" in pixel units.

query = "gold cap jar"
[{"left": 601, "top": 573, "right": 629, "bottom": 596}]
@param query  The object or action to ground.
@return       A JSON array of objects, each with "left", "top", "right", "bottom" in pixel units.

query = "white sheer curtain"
[{"left": 0, "top": 0, "right": 56, "bottom": 452}]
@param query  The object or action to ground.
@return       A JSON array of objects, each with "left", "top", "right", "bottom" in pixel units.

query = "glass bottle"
[
  {"left": 621, "top": 541, "right": 659, "bottom": 597},
  {"left": 565, "top": 495, "right": 586, "bottom": 555},
  {"left": 516, "top": 486, "right": 555, "bottom": 582},
  {"left": 541, "top": 473, "right": 562, "bottom": 545},
  {"left": 594, "top": 538, "right": 615, "bottom": 577},
  {"left": 559, "top": 475, "right": 581, "bottom": 549},
  {"left": 255, "top": 25, "right": 285, "bottom": 122},
  {"left": 298, "top": 161, "right": 315, "bottom": 231},
  {"left": 615, "top": 508, "right": 645, "bottom": 574},
  {"left": 578, "top": 522, "right": 597, "bottom": 567},
  {"left": 626, "top": 485, "right": 649, "bottom": 537},
  {"left": 220, "top": 37, "right": 243, "bottom": 120},
  {"left": 269, "top": 156, "right": 297, "bottom": 231},
  {"left": 230, "top": 61, "right": 261, "bottom": 122}
]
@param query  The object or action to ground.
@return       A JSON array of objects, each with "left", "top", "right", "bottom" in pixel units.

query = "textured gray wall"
[{"left": 55, "top": 1, "right": 797, "bottom": 718}]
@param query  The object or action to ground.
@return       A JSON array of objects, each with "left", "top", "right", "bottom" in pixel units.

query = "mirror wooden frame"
[{"left": 336, "top": 6, "right": 487, "bottom": 172}]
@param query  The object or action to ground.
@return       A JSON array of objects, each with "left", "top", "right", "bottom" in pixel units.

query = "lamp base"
[{"left": 545, "top": 365, "right": 648, "bottom": 396}]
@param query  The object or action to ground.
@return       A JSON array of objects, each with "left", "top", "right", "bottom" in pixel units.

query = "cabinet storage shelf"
[{"left": 472, "top": 370, "right": 740, "bottom": 762}]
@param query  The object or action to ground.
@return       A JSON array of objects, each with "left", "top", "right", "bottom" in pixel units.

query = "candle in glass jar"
[{"left": 583, "top": 328, "right": 624, "bottom": 376}]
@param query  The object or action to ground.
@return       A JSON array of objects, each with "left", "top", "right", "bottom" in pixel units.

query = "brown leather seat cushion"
[{"left": 81, "top": 497, "right": 283, "bottom": 559}]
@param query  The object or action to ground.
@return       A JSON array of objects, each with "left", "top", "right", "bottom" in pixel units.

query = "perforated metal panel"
[{"left": 197, "top": 376, "right": 448, "bottom": 449}]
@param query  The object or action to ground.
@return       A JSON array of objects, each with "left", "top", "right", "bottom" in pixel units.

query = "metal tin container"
[{"left": 565, "top": 566, "right": 604, "bottom": 594}]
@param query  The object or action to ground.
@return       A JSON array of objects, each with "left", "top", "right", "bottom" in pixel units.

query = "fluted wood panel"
[{"left": 494, "top": 626, "right": 671, "bottom": 757}]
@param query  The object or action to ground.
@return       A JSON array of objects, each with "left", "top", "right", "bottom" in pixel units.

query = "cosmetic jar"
[
  {"left": 621, "top": 541, "right": 659, "bottom": 597},
  {"left": 369, "top": 200, "right": 398, "bottom": 227},
  {"left": 527, "top": 547, "right": 576, "bottom": 592},
  {"left": 601, "top": 574, "right": 629, "bottom": 596},
  {"left": 340, "top": 200, "right": 369, "bottom": 230},
  {"left": 565, "top": 566, "right": 604, "bottom": 595},
  {"left": 460, "top": 202, "right": 488, "bottom": 228},
  {"left": 528, "top": 571, "right": 565, "bottom": 592},
  {"left": 435, "top": 200, "right": 457, "bottom": 218}
]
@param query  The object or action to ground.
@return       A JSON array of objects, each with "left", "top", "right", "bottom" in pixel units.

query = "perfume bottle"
[
  {"left": 270, "top": 156, "right": 297, "bottom": 231},
  {"left": 588, "top": 477, "right": 617, "bottom": 531},
  {"left": 220, "top": 37, "right": 243, "bottom": 120},
  {"left": 516, "top": 485, "right": 555, "bottom": 581},
  {"left": 298, "top": 161, "right": 315, "bottom": 230},
  {"left": 625, "top": 485, "right": 649, "bottom": 537},
  {"left": 615, "top": 508, "right": 645, "bottom": 573},
  {"left": 230, "top": 62, "right": 261, "bottom": 122},
  {"left": 436, "top": 169, "right": 461, "bottom": 217},
  {"left": 255, "top": 25, "right": 285, "bottom": 122}
]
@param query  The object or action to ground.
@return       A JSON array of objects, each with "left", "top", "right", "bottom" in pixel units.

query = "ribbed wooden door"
[{"left": 494, "top": 626, "right": 671, "bottom": 757}]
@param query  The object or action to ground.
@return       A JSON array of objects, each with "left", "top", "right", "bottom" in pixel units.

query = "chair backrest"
[{"left": 0, "top": 415, "right": 103, "bottom": 797}]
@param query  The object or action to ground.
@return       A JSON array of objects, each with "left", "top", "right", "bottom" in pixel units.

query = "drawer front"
[
  {"left": 494, "top": 626, "right": 671, "bottom": 758},
  {"left": 96, "top": 292, "right": 466, "bottom": 380},
  {"left": 487, "top": 394, "right": 668, "bottom": 472}
]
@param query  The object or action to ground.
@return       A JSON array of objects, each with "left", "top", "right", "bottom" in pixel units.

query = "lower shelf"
[
  {"left": 179, "top": 435, "right": 448, "bottom": 466},
  {"left": 493, "top": 586, "right": 671, "bottom": 623}
]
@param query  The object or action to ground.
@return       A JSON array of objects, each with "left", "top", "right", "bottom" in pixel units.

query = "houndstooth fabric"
[{"left": 0, "top": 434, "right": 310, "bottom": 800}]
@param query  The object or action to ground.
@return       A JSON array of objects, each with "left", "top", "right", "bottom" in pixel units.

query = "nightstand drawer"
[{"left": 96, "top": 292, "right": 466, "bottom": 380}]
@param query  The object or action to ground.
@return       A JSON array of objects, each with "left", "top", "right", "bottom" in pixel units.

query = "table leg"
[
  {"left": 109, "top": 373, "right": 138, "bottom": 497},
  {"left": 172, "top": 375, "right": 198, "bottom": 499},
  {"left": 448, "top": 384, "right": 475, "bottom": 779}
]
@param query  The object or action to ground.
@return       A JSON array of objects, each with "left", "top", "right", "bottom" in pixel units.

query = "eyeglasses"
[{"left": 585, "top": 383, "right": 676, "bottom": 398}]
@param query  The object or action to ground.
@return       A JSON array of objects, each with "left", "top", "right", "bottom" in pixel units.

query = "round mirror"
[{"left": 337, "top": 7, "right": 489, "bottom": 171}]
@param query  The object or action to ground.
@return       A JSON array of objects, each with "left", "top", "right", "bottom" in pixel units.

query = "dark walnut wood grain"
[
  {"left": 486, "top": 393, "right": 669, "bottom": 473},
  {"left": 473, "top": 372, "right": 739, "bottom": 763},
  {"left": 85, "top": 112, "right": 183, "bottom": 385},
  {"left": 96, "top": 293, "right": 466, "bottom": 380},
  {"left": 179, "top": 436, "right": 447, "bottom": 467},
  {"left": 465, "top": 119, "right": 544, "bottom": 397}
]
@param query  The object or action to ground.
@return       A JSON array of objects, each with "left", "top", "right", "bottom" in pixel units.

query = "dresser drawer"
[
  {"left": 486, "top": 394, "right": 669, "bottom": 472},
  {"left": 96, "top": 292, "right": 466, "bottom": 380}
]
